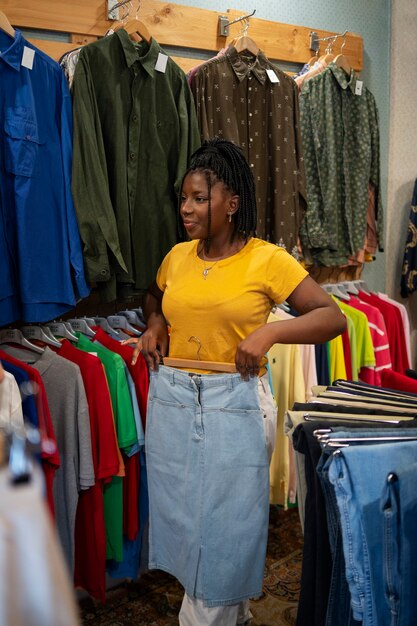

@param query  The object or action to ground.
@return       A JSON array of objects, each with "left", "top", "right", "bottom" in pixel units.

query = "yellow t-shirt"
[{"left": 156, "top": 238, "right": 308, "bottom": 373}]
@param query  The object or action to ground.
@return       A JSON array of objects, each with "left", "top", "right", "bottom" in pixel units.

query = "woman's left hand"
[{"left": 235, "top": 326, "right": 274, "bottom": 379}]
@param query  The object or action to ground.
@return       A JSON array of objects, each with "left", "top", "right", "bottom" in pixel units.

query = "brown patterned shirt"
[{"left": 191, "top": 46, "right": 306, "bottom": 253}]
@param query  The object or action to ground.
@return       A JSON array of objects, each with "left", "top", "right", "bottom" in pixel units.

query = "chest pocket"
[{"left": 4, "top": 108, "right": 43, "bottom": 177}]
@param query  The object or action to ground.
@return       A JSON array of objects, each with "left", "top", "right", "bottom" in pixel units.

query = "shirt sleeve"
[
  {"left": 155, "top": 248, "right": 173, "bottom": 292},
  {"left": 265, "top": 248, "right": 308, "bottom": 303},
  {"left": 71, "top": 51, "right": 127, "bottom": 284},
  {"left": 368, "top": 92, "right": 384, "bottom": 251},
  {"left": 58, "top": 70, "right": 90, "bottom": 300}
]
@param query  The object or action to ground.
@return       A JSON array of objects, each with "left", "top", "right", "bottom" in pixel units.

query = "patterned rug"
[{"left": 79, "top": 506, "right": 303, "bottom": 625}]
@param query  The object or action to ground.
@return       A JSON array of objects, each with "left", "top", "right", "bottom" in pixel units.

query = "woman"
[{"left": 125, "top": 138, "right": 346, "bottom": 625}]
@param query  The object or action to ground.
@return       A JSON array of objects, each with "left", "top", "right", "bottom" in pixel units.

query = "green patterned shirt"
[{"left": 299, "top": 63, "right": 383, "bottom": 266}]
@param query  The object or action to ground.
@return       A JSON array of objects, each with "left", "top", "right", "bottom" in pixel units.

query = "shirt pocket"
[{"left": 4, "top": 107, "right": 43, "bottom": 177}]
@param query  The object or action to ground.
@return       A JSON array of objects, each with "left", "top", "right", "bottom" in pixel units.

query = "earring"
[{"left": 228, "top": 212, "right": 232, "bottom": 223}]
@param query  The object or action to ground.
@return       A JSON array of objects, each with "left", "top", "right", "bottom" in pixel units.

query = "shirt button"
[
  {"left": 249, "top": 113, "right": 253, "bottom": 117},
  {"left": 250, "top": 163, "right": 254, "bottom": 167},
  {"left": 248, "top": 87, "right": 252, "bottom": 91},
  {"left": 100, "top": 269, "right": 107, "bottom": 276},
  {"left": 249, "top": 138, "right": 253, "bottom": 142},
  {"left": 132, "top": 114, "right": 138, "bottom": 122},
  {"left": 130, "top": 152, "right": 135, "bottom": 160}
]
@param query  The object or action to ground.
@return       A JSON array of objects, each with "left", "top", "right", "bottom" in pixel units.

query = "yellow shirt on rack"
[{"left": 156, "top": 238, "right": 308, "bottom": 374}]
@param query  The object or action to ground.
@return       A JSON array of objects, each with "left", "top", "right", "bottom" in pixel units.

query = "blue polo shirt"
[{"left": 0, "top": 30, "right": 89, "bottom": 324}]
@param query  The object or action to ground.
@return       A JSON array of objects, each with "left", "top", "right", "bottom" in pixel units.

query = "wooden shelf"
[{"left": 2, "top": 0, "right": 363, "bottom": 69}]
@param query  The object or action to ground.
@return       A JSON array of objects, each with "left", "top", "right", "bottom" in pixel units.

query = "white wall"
[{"left": 387, "top": 0, "right": 417, "bottom": 367}]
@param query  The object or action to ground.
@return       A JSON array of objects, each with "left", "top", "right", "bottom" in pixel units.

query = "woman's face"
[{"left": 180, "top": 171, "right": 238, "bottom": 241}]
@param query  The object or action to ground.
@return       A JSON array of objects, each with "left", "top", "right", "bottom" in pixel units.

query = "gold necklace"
[{"left": 201, "top": 248, "right": 220, "bottom": 279}]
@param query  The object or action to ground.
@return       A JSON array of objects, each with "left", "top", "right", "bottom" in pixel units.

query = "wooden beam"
[{"left": 4, "top": 0, "right": 363, "bottom": 69}]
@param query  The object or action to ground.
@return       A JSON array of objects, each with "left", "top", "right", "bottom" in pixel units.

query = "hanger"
[
  {"left": 333, "top": 34, "right": 352, "bottom": 75},
  {"left": 107, "top": 315, "right": 142, "bottom": 336},
  {"left": 162, "top": 357, "right": 237, "bottom": 373},
  {"left": 113, "top": 1, "right": 151, "bottom": 44},
  {"left": 0, "top": 329, "right": 44, "bottom": 354},
  {"left": 322, "top": 283, "right": 350, "bottom": 302},
  {"left": 93, "top": 317, "right": 129, "bottom": 340},
  {"left": 20, "top": 325, "right": 62, "bottom": 349},
  {"left": 161, "top": 336, "right": 237, "bottom": 372},
  {"left": 304, "top": 413, "right": 401, "bottom": 425},
  {"left": 340, "top": 281, "right": 359, "bottom": 295},
  {"left": 66, "top": 318, "right": 96, "bottom": 338},
  {"left": 0, "top": 10, "right": 15, "bottom": 38},
  {"left": 45, "top": 321, "right": 79, "bottom": 342},
  {"left": 118, "top": 310, "right": 146, "bottom": 329},
  {"left": 233, "top": 18, "right": 259, "bottom": 56},
  {"left": 318, "top": 37, "right": 336, "bottom": 64},
  {"left": 352, "top": 279, "right": 371, "bottom": 295}
]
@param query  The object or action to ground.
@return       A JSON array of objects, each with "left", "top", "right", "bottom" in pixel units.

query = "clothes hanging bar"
[{"left": 218, "top": 9, "right": 256, "bottom": 37}]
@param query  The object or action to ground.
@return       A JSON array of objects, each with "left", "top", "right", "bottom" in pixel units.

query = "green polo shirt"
[
  {"left": 76, "top": 333, "right": 137, "bottom": 561},
  {"left": 71, "top": 32, "right": 200, "bottom": 301}
]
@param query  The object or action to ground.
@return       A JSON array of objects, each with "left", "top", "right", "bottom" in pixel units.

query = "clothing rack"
[{"left": 1, "top": 0, "right": 363, "bottom": 71}]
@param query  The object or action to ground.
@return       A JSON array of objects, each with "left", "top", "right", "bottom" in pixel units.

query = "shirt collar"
[
  {"left": 328, "top": 62, "right": 357, "bottom": 93},
  {"left": 116, "top": 29, "right": 160, "bottom": 76},
  {"left": 226, "top": 46, "right": 269, "bottom": 85},
  {"left": 0, "top": 29, "right": 24, "bottom": 72}
]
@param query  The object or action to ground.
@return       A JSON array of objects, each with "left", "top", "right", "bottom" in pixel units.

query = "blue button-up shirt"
[{"left": 0, "top": 30, "right": 89, "bottom": 324}]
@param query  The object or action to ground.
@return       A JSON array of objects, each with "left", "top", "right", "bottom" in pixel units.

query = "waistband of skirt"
[{"left": 152, "top": 365, "right": 259, "bottom": 391}]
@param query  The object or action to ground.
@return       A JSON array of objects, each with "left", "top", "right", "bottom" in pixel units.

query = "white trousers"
[{"left": 179, "top": 375, "right": 276, "bottom": 626}]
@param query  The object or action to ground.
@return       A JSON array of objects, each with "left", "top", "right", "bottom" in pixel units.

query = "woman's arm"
[
  {"left": 122, "top": 281, "right": 169, "bottom": 369},
  {"left": 235, "top": 275, "right": 347, "bottom": 378}
]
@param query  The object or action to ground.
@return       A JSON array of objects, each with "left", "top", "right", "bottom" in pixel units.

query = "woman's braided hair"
[{"left": 180, "top": 138, "right": 257, "bottom": 252}]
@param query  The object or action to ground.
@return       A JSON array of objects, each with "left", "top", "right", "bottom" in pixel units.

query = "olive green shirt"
[
  {"left": 299, "top": 63, "right": 384, "bottom": 266},
  {"left": 191, "top": 47, "right": 307, "bottom": 253},
  {"left": 71, "top": 32, "right": 200, "bottom": 301}
]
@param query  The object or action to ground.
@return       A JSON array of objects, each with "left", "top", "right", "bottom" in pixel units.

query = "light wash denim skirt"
[{"left": 146, "top": 365, "right": 270, "bottom": 607}]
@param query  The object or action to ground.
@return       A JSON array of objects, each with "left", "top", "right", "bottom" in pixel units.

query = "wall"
[
  {"left": 179, "top": 0, "right": 391, "bottom": 292},
  {"left": 386, "top": 0, "right": 417, "bottom": 367}
]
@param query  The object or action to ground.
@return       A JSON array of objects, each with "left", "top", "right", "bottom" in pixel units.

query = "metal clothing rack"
[{"left": 218, "top": 9, "right": 256, "bottom": 37}]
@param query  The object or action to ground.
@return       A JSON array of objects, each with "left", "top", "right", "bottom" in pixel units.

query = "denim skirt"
[{"left": 146, "top": 365, "right": 270, "bottom": 607}]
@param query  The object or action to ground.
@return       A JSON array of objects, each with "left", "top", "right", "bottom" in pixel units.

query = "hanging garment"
[
  {"left": 30, "top": 348, "right": 95, "bottom": 572},
  {"left": 0, "top": 370, "right": 23, "bottom": 429},
  {"left": 71, "top": 32, "right": 200, "bottom": 301},
  {"left": 299, "top": 63, "right": 383, "bottom": 266},
  {"left": 191, "top": 46, "right": 307, "bottom": 252},
  {"left": 0, "top": 349, "right": 59, "bottom": 516},
  {"left": 401, "top": 179, "right": 417, "bottom": 297},
  {"left": 55, "top": 340, "right": 120, "bottom": 603},
  {"left": 0, "top": 30, "right": 89, "bottom": 325},
  {"left": 0, "top": 465, "right": 80, "bottom": 626}
]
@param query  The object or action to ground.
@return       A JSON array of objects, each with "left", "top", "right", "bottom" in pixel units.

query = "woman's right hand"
[{"left": 122, "top": 321, "right": 169, "bottom": 370}]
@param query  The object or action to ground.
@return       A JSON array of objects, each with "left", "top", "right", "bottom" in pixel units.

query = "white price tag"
[
  {"left": 266, "top": 69, "right": 280, "bottom": 84},
  {"left": 355, "top": 80, "right": 363, "bottom": 96},
  {"left": 22, "top": 46, "right": 35, "bottom": 70},
  {"left": 155, "top": 52, "right": 168, "bottom": 73}
]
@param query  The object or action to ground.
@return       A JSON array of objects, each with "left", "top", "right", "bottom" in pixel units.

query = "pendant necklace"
[{"left": 201, "top": 249, "right": 220, "bottom": 279}]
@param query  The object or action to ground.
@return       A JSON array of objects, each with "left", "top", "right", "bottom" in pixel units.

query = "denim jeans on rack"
[
  {"left": 327, "top": 437, "right": 417, "bottom": 626},
  {"left": 316, "top": 451, "right": 360, "bottom": 626},
  {"left": 380, "top": 462, "right": 417, "bottom": 626}
]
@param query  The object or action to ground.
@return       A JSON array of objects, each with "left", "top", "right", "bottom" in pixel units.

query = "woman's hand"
[
  {"left": 235, "top": 325, "right": 275, "bottom": 380},
  {"left": 122, "top": 321, "right": 169, "bottom": 371}
]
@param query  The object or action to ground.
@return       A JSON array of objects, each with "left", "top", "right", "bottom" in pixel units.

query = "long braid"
[{"left": 179, "top": 138, "right": 257, "bottom": 250}]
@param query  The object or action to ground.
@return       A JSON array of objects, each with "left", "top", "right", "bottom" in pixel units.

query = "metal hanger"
[{"left": 113, "top": 0, "right": 151, "bottom": 44}]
